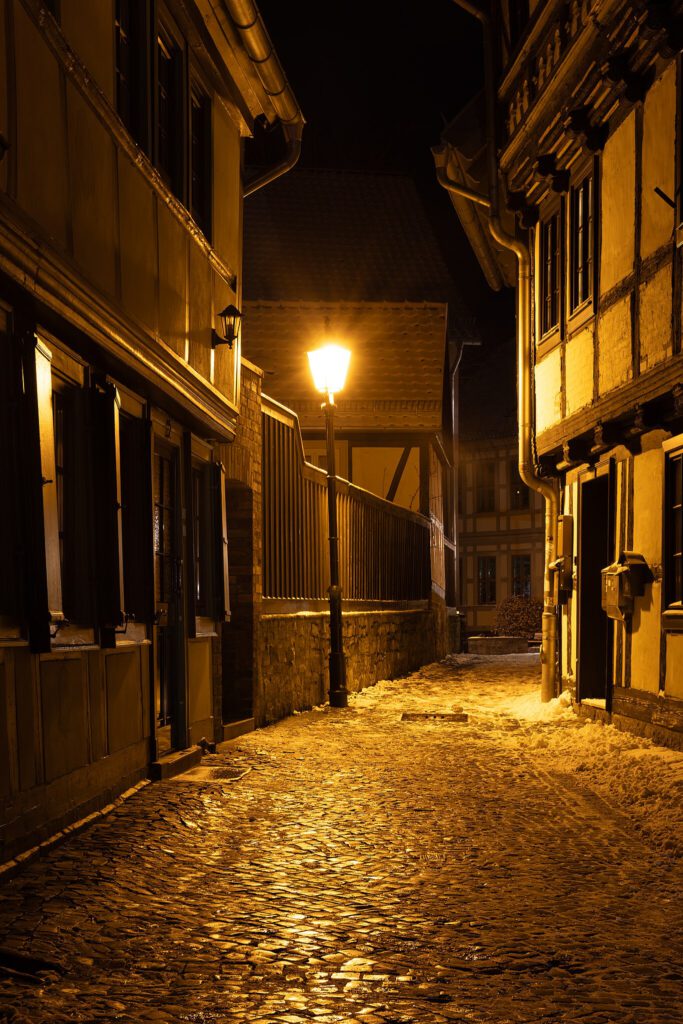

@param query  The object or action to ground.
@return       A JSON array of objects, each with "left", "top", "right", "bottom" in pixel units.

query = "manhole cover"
[
  {"left": 173, "top": 766, "right": 251, "bottom": 783},
  {"left": 401, "top": 712, "right": 468, "bottom": 722}
]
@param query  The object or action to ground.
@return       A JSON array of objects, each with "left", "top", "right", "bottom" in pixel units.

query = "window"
[
  {"left": 477, "top": 556, "right": 496, "bottom": 605},
  {"left": 665, "top": 449, "right": 683, "bottom": 612},
  {"left": 508, "top": 0, "right": 530, "bottom": 49},
  {"left": 509, "top": 460, "right": 530, "bottom": 510},
  {"left": 115, "top": 3, "right": 212, "bottom": 235},
  {"left": 476, "top": 461, "right": 496, "bottom": 513},
  {"left": 156, "top": 26, "right": 184, "bottom": 198},
  {"left": 191, "top": 86, "right": 212, "bottom": 239},
  {"left": 570, "top": 172, "right": 593, "bottom": 312},
  {"left": 540, "top": 211, "right": 560, "bottom": 335},
  {"left": 52, "top": 385, "right": 97, "bottom": 626},
  {"left": 512, "top": 554, "right": 532, "bottom": 598},
  {"left": 115, "top": 0, "right": 150, "bottom": 153}
]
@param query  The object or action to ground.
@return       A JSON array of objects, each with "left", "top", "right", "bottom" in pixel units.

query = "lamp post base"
[{"left": 328, "top": 651, "right": 348, "bottom": 708}]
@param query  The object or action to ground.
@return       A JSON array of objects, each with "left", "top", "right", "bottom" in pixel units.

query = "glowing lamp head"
[{"left": 307, "top": 344, "right": 351, "bottom": 398}]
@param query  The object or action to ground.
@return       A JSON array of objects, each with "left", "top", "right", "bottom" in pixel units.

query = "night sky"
[{"left": 249, "top": 0, "right": 514, "bottom": 332}]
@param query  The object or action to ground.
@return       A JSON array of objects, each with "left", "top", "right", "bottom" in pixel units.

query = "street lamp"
[{"left": 307, "top": 342, "right": 351, "bottom": 708}]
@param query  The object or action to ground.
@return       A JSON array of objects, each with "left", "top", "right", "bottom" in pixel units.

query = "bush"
[{"left": 495, "top": 596, "right": 543, "bottom": 638}]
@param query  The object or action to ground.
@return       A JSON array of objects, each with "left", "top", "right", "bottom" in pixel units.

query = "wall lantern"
[{"left": 212, "top": 304, "right": 242, "bottom": 349}]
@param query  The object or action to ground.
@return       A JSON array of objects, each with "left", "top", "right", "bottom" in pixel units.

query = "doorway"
[
  {"left": 153, "top": 443, "right": 186, "bottom": 753},
  {"left": 577, "top": 471, "right": 614, "bottom": 709}
]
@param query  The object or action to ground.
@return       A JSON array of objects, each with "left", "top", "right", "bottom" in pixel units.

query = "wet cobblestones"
[{"left": 1, "top": 655, "right": 682, "bottom": 1023}]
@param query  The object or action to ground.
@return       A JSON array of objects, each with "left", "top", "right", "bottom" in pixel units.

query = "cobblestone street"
[{"left": 1, "top": 654, "right": 683, "bottom": 1024}]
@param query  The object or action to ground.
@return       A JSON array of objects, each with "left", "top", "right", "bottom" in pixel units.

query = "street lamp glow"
[{"left": 307, "top": 344, "right": 351, "bottom": 397}]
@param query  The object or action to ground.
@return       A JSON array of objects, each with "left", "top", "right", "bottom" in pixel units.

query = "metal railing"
[{"left": 262, "top": 397, "right": 432, "bottom": 603}]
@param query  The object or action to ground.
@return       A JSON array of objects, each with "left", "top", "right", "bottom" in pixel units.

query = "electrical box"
[
  {"left": 550, "top": 514, "right": 573, "bottom": 603},
  {"left": 601, "top": 551, "right": 653, "bottom": 622}
]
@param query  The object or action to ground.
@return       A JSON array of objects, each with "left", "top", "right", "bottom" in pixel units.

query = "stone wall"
[{"left": 256, "top": 602, "right": 446, "bottom": 726}]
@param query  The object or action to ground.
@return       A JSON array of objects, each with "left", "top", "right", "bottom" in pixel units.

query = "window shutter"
[
  {"left": 21, "top": 334, "right": 63, "bottom": 650},
  {"left": 211, "top": 460, "right": 230, "bottom": 622},
  {"left": 182, "top": 432, "right": 197, "bottom": 638},
  {"left": 93, "top": 385, "right": 125, "bottom": 634},
  {"left": 120, "top": 412, "right": 155, "bottom": 624},
  {"left": 0, "top": 315, "right": 23, "bottom": 620}
]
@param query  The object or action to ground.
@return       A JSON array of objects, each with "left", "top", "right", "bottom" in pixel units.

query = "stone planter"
[{"left": 467, "top": 635, "right": 529, "bottom": 655}]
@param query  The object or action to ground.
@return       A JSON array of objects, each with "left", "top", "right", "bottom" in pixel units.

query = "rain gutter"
[
  {"left": 437, "top": 0, "right": 559, "bottom": 702},
  {"left": 223, "top": 0, "right": 305, "bottom": 196}
]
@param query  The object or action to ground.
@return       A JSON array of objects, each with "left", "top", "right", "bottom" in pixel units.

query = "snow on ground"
[{"left": 351, "top": 653, "right": 683, "bottom": 862}]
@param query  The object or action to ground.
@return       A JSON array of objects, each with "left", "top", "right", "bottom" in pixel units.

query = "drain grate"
[
  {"left": 401, "top": 711, "right": 468, "bottom": 723},
  {"left": 172, "top": 766, "right": 251, "bottom": 783}
]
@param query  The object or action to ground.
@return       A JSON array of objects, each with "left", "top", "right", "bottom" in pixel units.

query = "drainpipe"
[
  {"left": 223, "top": 0, "right": 305, "bottom": 196},
  {"left": 437, "top": 0, "right": 559, "bottom": 702}
]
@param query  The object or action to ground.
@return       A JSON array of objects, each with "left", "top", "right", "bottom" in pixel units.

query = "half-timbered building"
[{"left": 439, "top": 0, "right": 683, "bottom": 740}]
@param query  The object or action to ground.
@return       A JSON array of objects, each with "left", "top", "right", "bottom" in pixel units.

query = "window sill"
[
  {"left": 567, "top": 301, "right": 594, "bottom": 336},
  {"left": 537, "top": 327, "right": 561, "bottom": 359},
  {"left": 663, "top": 608, "right": 683, "bottom": 633}
]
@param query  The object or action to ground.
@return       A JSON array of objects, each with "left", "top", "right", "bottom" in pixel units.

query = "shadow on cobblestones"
[{"left": 1, "top": 654, "right": 682, "bottom": 1024}]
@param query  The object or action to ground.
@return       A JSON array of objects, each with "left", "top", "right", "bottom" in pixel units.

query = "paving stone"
[{"left": 0, "top": 655, "right": 682, "bottom": 1023}]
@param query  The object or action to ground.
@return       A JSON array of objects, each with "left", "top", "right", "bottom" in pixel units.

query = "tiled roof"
[
  {"left": 243, "top": 300, "right": 447, "bottom": 431},
  {"left": 243, "top": 168, "right": 470, "bottom": 317}
]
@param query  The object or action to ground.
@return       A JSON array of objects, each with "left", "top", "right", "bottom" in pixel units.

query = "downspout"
[
  {"left": 438, "top": 0, "right": 558, "bottom": 702},
  {"left": 223, "top": 0, "right": 305, "bottom": 196}
]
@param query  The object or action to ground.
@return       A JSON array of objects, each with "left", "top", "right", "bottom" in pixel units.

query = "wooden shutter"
[
  {"left": 120, "top": 412, "right": 155, "bottom": 624},
  {"left": 0, "top": 314, "right": 23, "bottom": 621},
  {"left": 21, "top": 334, "right": 63, "bottom": 650},
  {"left": 93, "top": 385, "right": 125, "bottom": 635},
  {"left": 212, "top": 460, "right": 230, "bottom": 622},
  {"left": 182, "top": 432, "right": 197, "bottom": 638}
]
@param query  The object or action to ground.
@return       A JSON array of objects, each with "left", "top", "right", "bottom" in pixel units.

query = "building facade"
[
  {"left": 0, "top": 0, "right": 301, "bottom": 861},
  {"left": 440, "top": 0, "right": 683, "bottom": 740}
]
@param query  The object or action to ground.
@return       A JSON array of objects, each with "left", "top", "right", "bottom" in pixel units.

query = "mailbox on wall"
[{"left": 601, "top": 551, "right": 653, "bottom": 622}]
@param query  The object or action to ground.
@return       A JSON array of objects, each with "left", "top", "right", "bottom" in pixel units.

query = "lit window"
[{"left": 665, "top": 450, "right": 683, "bottom": 611}]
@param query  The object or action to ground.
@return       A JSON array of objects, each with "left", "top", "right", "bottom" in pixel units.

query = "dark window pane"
[
  {"left": 512, "top": 554, "right": 532, "bottom": 598},
  {"left": 477, "top": 556, "right": 496, "bottom": 605},
  {"left": 157, "top": 29, "right": 183, "bottom": 198},
  {"left": 115, "top": 0, "right": 150, "bottom": 152},
  {"left": 476, "top": 461, "right": 496, "bottom": 513},
  {"left": 191, "top": 88, "right": 212, "bottom": 239}
]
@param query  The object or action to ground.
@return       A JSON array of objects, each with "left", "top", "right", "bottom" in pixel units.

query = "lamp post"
[{"left": 307, "top": 343, "right": 351, "bottom": 708}]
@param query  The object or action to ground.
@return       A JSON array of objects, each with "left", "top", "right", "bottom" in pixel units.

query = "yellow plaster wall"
[
  {"left": 67, "top": 85, "right": 117, "bottom": 298},
  {"left": 639, "top": 266, "right": 673, "bottom": 373},
  {"left": 213, "top": 101, "right": 242, "bottom": 273},
  {"left": 188, "top": 639, "right": 213, "bottom": 730},
  {"left": 565, "top": 326, "right": 594, "bottom": 416},
  {"left": 188, "top": 243, "right": 212, "bottom": 381},
  {"left": 61, "top": 0, "right": 115, "bottom": 105},
  {"left": 535, "top": 345, "right": 562, "bottom": 434},
  {"left": 598, "top": 296, "right": 632, "bottom": 395},
  {"left": 119, "top": 155, "right": 156, "bottom": 330},
  {"left": 158, "top": 203, "right": 188, "bottom": 359},
  {"left": 600, "top": 113, "right": 635, "bottom": 294},
  {"left": 14, "top": 3, "right": 69, "bottom": 248},
  {"left": 641, "top": 62, "right": 676, "bottom": 260},
  {"left": 630, "top": 448, "right": 663, "bottom": 694},
  {"left": 665, "top": 634, "right": 683, "bottom": 699}
]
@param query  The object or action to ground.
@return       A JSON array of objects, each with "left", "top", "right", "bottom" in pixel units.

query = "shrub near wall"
[
  {"left": 495, "top": 596, "right": 543, "bottom": 638},
  {"left": 256, "top": 603, "right": 446, "bottom": 725}
]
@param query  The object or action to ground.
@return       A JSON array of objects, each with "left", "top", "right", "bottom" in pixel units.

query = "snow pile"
[{"left": 504, "top": 686, "right": 573, "bottom": 723}]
